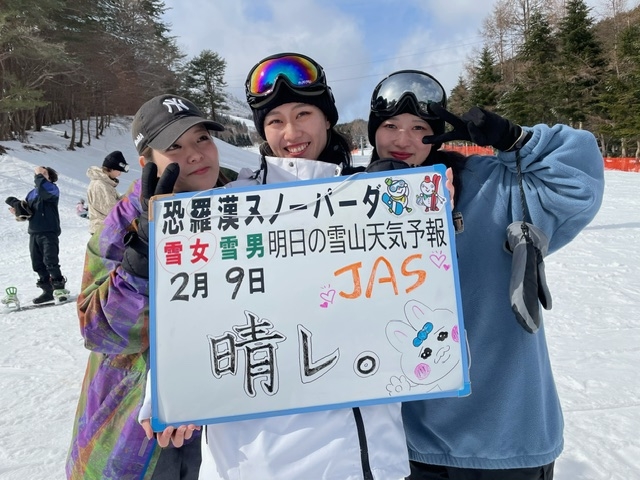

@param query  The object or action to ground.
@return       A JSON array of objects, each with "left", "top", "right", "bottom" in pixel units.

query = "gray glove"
[{"left": 505, "top": 221, "right": 552, "bottom": 334}]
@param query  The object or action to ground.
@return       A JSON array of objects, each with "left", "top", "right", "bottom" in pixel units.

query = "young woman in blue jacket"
[{"left": 366, "top": 70, "right": 605, "bottom": 480}]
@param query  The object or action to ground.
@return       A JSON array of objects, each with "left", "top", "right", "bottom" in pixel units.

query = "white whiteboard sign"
[{"left": 149, "top": 165, "right": 470, "bottom": 429}]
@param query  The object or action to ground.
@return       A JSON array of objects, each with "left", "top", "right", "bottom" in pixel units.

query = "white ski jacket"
[{"left": 140, "top": 156, "right": 410, "bottom": 480}]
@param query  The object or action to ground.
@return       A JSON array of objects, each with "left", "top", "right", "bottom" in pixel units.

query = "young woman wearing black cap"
[{"left": 67, "top": 94, "right": 230, "bottom": 480}]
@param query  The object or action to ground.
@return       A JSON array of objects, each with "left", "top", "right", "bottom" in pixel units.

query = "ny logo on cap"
[{"left": 162, "top": 97, "right": 190, "bottom": 114}]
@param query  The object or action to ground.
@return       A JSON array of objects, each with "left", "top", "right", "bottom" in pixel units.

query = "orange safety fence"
[
  {"left": 603, "top": 157, "right": 640, "bottom": 172},
  {"left": 442, "top": 145, "right": 495, "bottom": 156},
  {"left": 444, "top": 145, "right": 640, "bottom": 173}
]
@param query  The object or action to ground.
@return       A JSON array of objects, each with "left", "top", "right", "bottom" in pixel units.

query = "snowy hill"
[
  {"left": 224, "top": 91, "right": 253, "bottom": 121},
  {"left": 0, "top": 116, "right": 260, "bottom": 198},
  {"left": 0, "top": 122, "right": 639, "bottom": 479}
]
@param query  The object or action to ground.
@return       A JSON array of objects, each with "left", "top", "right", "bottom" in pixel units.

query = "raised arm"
[
  {"left": 77, "top": 180, "right": 151, "bottom": 354},
  {"left": 495, "top": 123, "right": 604, "bottom": 252}
]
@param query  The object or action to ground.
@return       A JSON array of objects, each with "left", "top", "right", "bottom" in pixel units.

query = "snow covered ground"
[{"left": 0, "top": 120, "right": 638, "bottom": 479}]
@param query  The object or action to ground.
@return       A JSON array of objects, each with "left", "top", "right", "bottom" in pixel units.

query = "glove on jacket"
[
  {"left": 505, "top": 221, "right": 552, "bottom": 334},
  {"left": 122, "top": 162, "right": 179, "bottom": 278},
  {"left": 422, "top": 104, "right": 530, "bottom": 152}
]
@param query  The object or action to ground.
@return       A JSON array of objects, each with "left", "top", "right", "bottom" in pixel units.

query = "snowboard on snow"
[{"left": 1, "top": 286, "right": 75, "bottom": 313}]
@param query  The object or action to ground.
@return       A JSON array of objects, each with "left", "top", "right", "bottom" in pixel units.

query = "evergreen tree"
[
  {"left": 181, "top": 50, "right": 229, "bottom": 120},
  {"left": 469, "top": 46, "right": 501, "bottom": 109},
  {"left": 501, "top": 9, "right": 561, "bottom": 125},
  {"left": 0, "top": 0, "right": 71, "bottom": 140},
  {"left": 0, "top": 0, "right": 183, "bottom": 141},
  {"left": 520, "top": 8, "right": 557, "bottom": 64},
  {"left": 2, "top": 0, "right": 639, "bottom": 156},
  {"left": 447, "top": 76, "right": 471, "bottom": 115},
  {"left": 604, "top": 22, "right": 640, "bottom": 156},
  {"left": 556, "top": 0, "right": 606, "bottom": 127}
]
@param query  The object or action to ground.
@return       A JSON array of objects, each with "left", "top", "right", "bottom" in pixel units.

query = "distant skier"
[
  {"left": 4, "top": 166, "right": 68, "bottom": 304},
  {"left": 86, "top": 150, "right": 129, "bottom": 234}
]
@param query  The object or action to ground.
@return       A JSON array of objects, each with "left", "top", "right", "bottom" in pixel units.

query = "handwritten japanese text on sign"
[{"left": 149, "top": 165, "right": 470, "bottom": 429}]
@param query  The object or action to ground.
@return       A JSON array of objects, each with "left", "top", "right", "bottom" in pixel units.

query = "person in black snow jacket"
[{"left": 6, "top": 166, "right": 67, "bottom": 304}]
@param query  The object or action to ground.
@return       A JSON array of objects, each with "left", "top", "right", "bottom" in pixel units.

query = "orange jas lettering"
[{"left": 334, "top": 254, "right": 426, "bottom": 299}]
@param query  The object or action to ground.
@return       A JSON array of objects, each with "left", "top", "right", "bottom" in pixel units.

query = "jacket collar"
[{"left": 263, "top": 156, "right": 342, "bottom": 182}]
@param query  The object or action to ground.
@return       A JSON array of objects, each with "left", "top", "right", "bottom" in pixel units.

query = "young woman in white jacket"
[{"left": 139, "top": 53, "right": 410, "bottom": 480}]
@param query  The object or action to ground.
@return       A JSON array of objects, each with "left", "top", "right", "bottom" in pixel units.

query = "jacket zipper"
[{"left": 352, "top": 407, "right": 374, "bottom": 480}]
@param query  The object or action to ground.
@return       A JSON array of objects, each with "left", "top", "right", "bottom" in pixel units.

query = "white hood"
[{"left": 230, "top": 156, "right": 342, "bottom": 187}]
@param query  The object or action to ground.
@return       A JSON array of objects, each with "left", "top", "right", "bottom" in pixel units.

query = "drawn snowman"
[
  {"left": 416, "top": 174, "right": 445, "bottom": 212},
  {"left": 385, "top": 299, "right": 462, "bottom": 395}
]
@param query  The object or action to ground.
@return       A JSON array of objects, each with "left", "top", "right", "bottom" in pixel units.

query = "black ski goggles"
[
  {"left": 245, "top": 53, "right": 328, "bottom": 108},
  {"left": 370, "top": 70, "right": 446, "bottom": 119}
]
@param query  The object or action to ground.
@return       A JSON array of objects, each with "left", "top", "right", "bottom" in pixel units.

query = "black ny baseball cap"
[{"left": 131, "top": 94, "right": 224, "bottom": 154}]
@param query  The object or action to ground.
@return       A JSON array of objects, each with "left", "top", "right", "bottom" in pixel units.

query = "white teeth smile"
[{"left": 287, "top": 144, "right": 308, "bottom": 154}]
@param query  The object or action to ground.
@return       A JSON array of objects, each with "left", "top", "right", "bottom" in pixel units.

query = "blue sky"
[{"left": 161, "top": 0, "right": 627, "bottom": 123}]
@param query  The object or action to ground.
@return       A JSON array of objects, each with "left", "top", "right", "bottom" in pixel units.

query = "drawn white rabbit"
[{"left": 385, "top": 300, "right": 462, "bottom": 395}]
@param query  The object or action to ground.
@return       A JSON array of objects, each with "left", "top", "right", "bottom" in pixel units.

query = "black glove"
[
  {"left": 121, "top": 162, "right": 180, "bottom": 278},
  {"left": 422, "top": 104, "right": 528, "bottom": 152},
  {"left": 5, "top": 196, "right": 32, "bottom": 219},
  {"left": 5, "top": 196, "right": 20, "bottom": 208}
]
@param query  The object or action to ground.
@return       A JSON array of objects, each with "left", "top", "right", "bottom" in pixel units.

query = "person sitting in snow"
[{"left": 76, "top": 199, "right": 88, "bottom": 218}]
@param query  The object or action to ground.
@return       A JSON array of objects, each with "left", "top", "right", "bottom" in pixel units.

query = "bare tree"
[{"left": 600, "top": 0, "right": 628, "bottom": 76}]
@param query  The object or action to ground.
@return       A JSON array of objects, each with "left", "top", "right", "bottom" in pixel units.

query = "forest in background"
[
  {"left": 1, "top": 0, "right": 639, "bottom": 156},
  {"left": 446, "top": 0, "right": 640, "bottom": 158}
]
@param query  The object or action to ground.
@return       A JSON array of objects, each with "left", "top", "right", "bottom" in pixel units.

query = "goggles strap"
[{"left": 516, "top": 151, "right": 533, "bottom": 240}]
